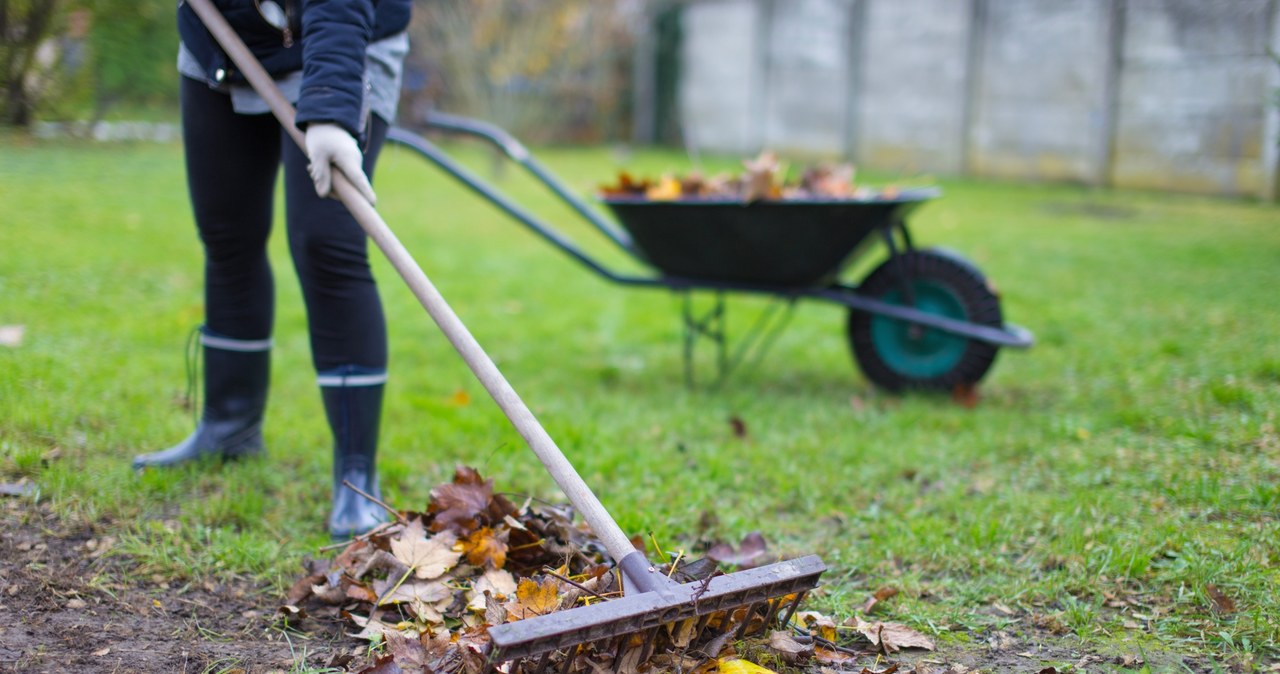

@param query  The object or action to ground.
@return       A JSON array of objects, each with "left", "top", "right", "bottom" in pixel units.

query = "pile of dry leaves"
[
  {"left": 283, "top": 467, "right": 934, "bottom": 674},
  {"left": 599, "top": 153, "right": 903, "bottom": 203}
]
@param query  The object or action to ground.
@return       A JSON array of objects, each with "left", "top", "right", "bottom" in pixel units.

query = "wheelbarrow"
[{"left": 386, "top": 113, "right": 1033, "bottom": 391}]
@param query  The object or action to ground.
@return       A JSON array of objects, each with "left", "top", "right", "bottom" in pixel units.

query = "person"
[{"left": 132, "top": 0, "right": 412, "bottom": 540}]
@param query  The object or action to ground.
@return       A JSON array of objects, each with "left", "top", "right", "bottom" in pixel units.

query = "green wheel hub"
[{"left": 869, "top": 280, "right": 968, "bottom": 380}]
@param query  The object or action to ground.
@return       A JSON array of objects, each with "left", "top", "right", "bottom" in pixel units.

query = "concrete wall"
[
  {"left": 855, "top": 0, "right": 971, "bottom": 174},
  {"left": 760, "top": 0, "right": 852, "bottom": 154},
  {"left": 668, "top": 0, "right": 1280, "bottom": 199},
  {"left": 967, "top": 0, "right": 1114, "bottom": 182},
  {"left": 1111, "top": 0, "right": 1275, "bottom": 194},
  {"left": 679, "top": 1, "right": 763, "bottom": 153}
]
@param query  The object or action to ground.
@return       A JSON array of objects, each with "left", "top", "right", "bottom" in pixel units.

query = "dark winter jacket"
[{"left": 178, "top": 0, "right": 411, "bottom": 136}]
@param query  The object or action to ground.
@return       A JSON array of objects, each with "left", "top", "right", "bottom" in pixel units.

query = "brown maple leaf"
[
  {"left": 1206, "top": 584, "right": 1237, "bottom": 614},
  {"left": 850, "top": 616, "right": 935, "bottom": 653},
  {"left": 429, "top": 467, "right": 494, "bottom": 534},
  {"left": 766, "top": 629, "right": 815, "bottom": 663},
  {"left": 707, "top": 531, "right": 768, "bottom": 568}
]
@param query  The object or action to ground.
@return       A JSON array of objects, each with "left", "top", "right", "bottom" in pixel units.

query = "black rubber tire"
[{"left": 848, "top": 248, "right": 1003, "bottom": 392}]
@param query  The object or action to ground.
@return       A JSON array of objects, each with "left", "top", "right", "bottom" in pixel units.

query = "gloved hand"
[{"left": 304, "top": 123, "right": 377, "bottom": 204}]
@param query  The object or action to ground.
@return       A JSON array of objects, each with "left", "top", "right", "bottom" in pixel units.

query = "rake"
[{"left": 186, "top": 1, "right": 825, "bottom": 669}]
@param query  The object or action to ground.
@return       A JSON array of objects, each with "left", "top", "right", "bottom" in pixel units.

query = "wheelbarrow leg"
[{"left": 681, "top": 291, "right": 727, "bottom": 388}]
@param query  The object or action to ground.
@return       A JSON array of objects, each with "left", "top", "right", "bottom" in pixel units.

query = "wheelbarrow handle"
[{"left": 185, "top": 0, "right": 640, "bottom": 566}]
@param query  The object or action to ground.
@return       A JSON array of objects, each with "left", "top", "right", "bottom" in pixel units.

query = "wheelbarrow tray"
[{"left": 601, "top": 187, "right": 940, "bottom": 286}]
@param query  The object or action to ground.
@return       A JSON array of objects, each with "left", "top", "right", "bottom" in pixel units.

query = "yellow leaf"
[
  {"left": 504, "top": 578, "right": 561, "bottom": 619},
  {"left": 450, "top": 389, "right": 471, "bottom": 406},
  {"left": 716, "top": 658, "right": 778, "bottom": 674},
  {"left": 798, "top": 610, "right": 838, "bottom": 642},
  {"left": 462, "top": 526, "right": 508, "bottom": 569},
  {"left": 645, "top": 176, "right": 682, "bottom": 201}
]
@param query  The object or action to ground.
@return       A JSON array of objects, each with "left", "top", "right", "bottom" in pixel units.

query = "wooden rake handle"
[{"left": 185, "top": 0, "right": 639, "bottom": 565}]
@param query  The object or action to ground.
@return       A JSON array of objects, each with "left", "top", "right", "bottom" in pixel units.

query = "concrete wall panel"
[
  {"left": 678, "top": 0, "right": 763, "bottom": 153},
  {"left": 1112, "top": 0, "right": 1274, "bottom": 195},
  {"left": 968, "top": 0, "right": 1112, "bottom": 182},
  {"left": 669, "top": 0, "right": 1279, "bottom": 197},
  {"left": 856, "top": 0, "right": 971, "bottom": 173},
  {"left": 761, "top": 0, "right": 851, "bottom": 155}
]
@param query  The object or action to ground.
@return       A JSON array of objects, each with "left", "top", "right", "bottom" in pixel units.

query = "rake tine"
[
  {"left": 692, "top": 612, "right": 715, "bottom": 642},
  {"left": 532, "top": 649, "right": 554, "bottom": 674},
  {"left": 777, "top": 591, "right": 808, "bottom": 628},
  {"left": 734, "top": 602, "right": 762, "bottom": 640},
  {"left": 759, "top": 596, "right": 784, "bottom": 634},
  {"left": 559, "top": 645, "right": 579, "bottom": 674},
  {"left": 486, "top": 557, "right": 825, "bottom": 664},
  {"left": 610, "top": 634, "right": 629, "bottom": 673},
  {"left": 638, "top": 626, "right": 661, "bottom": 664}
]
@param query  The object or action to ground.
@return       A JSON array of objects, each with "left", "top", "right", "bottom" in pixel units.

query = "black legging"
[{"left": 180, "top": 75, "right": 388, "bottom": 372}]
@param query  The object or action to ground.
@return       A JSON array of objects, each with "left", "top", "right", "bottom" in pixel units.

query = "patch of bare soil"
[
  {"left": 0, "top": 499, "right": 354, "bottom": 674},
  {"left": 0, "top": 494, "right": 1214, "bottom": 674}
]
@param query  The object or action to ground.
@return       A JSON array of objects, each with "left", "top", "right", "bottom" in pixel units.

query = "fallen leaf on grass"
[
  {"left": 765, "top": 629, "right": 814, "bottom": 663},
  {"left": 797, "top": 610, "right": 838, "bottom": 641},
  {"left": 717, "top": 657, "right": 779, "bottom": 674},
  {"left": 0, "top": 325, "right": 25, "bottom": 348},
  {"left": 814, "top": 646, "right": 855, "bottom": 665},
  {"left": 1205, "top": 583, "right": 1236, "bottom": 614},
  {"left": 277, "top": 604, "right": 308, "bottom": 620},
  {"left": 849, "top": 616, "right": 935, "bottom": 653},
  {"left": 856, "top": 586, "right": 899, "bottom": 614},
  {"left": 707, "top": 531, "right": 768, "bottom": 568},
  {"left": 951, "top": 383, "right": 980, "bottom": 408},
  {"left": 357, "top": 654, "right": 402, "bottom": 674},
  {"left": 347, "top": 613, "right": 399, "bottom": 641}
]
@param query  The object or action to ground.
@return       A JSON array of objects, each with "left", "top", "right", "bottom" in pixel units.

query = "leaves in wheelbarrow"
[
  {"left": 599, "top": 151, "right": 905, "bottom": 202},
  {"left": 287, "top": 466, "right": 927, "bottom": 674}
]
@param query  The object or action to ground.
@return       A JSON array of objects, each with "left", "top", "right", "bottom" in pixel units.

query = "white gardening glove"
[{"left": 304, "top": 123, "right": 377, "bottom": 204}]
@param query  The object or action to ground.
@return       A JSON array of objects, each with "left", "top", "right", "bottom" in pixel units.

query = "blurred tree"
[
  {"left": 85, "top": 0, "right": 177, "bottom": 119},
  {"left": 407, "top": 0, "right": 638, "bottom": 143},
  {"left": 1, "top": 0, "right": 62, "bottom": 126}
]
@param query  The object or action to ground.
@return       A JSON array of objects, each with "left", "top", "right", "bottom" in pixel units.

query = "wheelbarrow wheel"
[{"left": 847, "top": 248, "right": 1002, "bottom": 392}]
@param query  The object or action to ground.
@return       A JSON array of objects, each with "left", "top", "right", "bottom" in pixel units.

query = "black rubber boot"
[
  {"left": 133, "top": 328, "right": 271, "bottom": 469},
  {"left": 320, "top": 368, "right": 389, "bottom": 539}
]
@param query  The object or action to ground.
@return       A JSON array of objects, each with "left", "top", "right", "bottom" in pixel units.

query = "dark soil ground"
[
  {"left": 0, "top": 497, "right": 1215, "bottom": 674},
  {"left": 0, "top": 499, "right": 356, "bottom": 673}
]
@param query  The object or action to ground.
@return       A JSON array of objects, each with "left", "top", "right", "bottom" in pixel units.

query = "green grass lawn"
[{"left": 2, "top": 135, "right": 1278, "bottom": 669}]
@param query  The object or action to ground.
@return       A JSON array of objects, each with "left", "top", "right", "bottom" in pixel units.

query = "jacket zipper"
[
  {"left": 254, "top": 0, "right": 295, "bottom": 48},
  {"left": 281, "top": 0, "right": 295, "bottom": 48}
]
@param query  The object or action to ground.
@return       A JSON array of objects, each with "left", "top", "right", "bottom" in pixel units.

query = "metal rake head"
[{"left": 486, "top": 554, "right": 825, "bottom": 673}]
